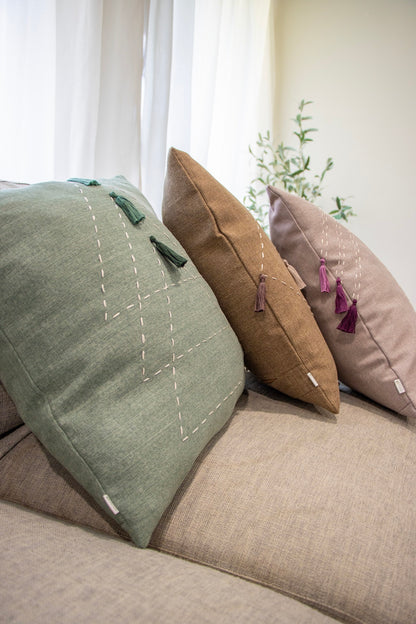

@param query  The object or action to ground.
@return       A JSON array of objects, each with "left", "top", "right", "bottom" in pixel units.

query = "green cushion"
[{"left": 0, "top": 176, "right": 244, "bottom": 547}]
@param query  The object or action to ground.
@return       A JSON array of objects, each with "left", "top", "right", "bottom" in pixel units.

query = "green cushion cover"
[{"left": 0, "top": 176, "right": 244, "bottom": 547}]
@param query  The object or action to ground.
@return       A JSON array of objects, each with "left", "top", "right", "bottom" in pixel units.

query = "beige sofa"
[
  {"left": 1, "top": 371, "right": 415, "bottom": 624},
  {"left": 1, "top": 177, "right": 415, "bottom": 624}
]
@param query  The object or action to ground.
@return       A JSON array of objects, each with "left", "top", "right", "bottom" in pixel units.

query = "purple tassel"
[
  {"left": 319, "top": 258, "right": 330, "bottom": 293},
  {"left": 337, "top": 299, "right": 358, "bottom": 333},
  {"left": 255, "top": 274, "right": 266, "bottom": 312},
  {"left": 335, "top": 277, "right": 348, "bottom": 314}
]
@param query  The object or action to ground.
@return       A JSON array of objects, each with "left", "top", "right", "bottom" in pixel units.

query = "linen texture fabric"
[
  {"left": 151, "top": 387, "right": 416, "bottom": 624},
  {"left": 268, "top": 185, "right": 416, "bottom": 423},
  {"left": 0, "top": 501, "right": 339, "bottom": 624},
  {"left": 0, "top": 382, "right": 23, "bottom": 435},
  {"left": 162, "top": 148, "right": 339, "bottom": 414},
  {"left": 0, "top": 176, "right": 244, "bottom": 547},
  {"left": 1, "top": 385, "right": 414, "bottom": 623}
]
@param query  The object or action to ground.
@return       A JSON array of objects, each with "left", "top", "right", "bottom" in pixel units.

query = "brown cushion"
[
  {"left": 268, "top": 185, "right": 416, "bottom": 424},
  {"left": 0, "top": 382, "right": 23, "bottom": 436},
  {"left": 162, "top": 148, "right": 339, "bottom": 413}
]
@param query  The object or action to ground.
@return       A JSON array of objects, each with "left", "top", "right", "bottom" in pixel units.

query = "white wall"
[{"left": 274, "top": 0, "right": 416, "bottom": 307}]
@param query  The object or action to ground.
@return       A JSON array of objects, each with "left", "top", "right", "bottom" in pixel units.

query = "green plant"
[{"left": 244, "top": 100, "right": 355, "bottom": 232}]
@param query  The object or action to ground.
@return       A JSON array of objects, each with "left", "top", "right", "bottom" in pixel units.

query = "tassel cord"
[
  {"left": 337, "top": 298, "right": 358, "bottom": 333},
  {"left": 68, "top": 178, "right": 100, "bottom": 186},
  {"left": 319, "top": 258, "right": 331, "bottom": 293},
  {"left": 150, "top": 236, "right": 187, "bottom": 268},
  {"left": 109, "top": 192, "right": 145, "bottom": 225},
  {"left": 255, "top": 274, "right": 266, "bottom": 312},
  {"left": 335, "top": 277, "right": 348, "bottom": 314}
]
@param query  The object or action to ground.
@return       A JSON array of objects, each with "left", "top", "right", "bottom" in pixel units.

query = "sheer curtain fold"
[{"left": 0, "top": 0, "right": 276, "bottom": 212}]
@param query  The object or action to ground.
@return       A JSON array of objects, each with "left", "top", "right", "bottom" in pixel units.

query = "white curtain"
[{"left": 0, "top": 0, "right": 276, "bottom": 215}]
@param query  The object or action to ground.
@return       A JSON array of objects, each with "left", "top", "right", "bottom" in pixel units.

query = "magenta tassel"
[
  {"left": 255, "top": 274, "right": 266, "bottom": 312},
  {"left": 335, "top": 277, "right": 348, "bottom": 314},
  {"left": 337, "top": 298, "right": 358, "bottom": 333},
  {"left": 319, "top": 258, "right": 330, "bottom": 293}
]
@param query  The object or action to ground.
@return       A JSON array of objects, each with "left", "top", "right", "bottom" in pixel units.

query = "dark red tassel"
[
  {"left": 337, "top": 298, "right": 358, "bottom": 333},
  {"left": 319, "top": 258, "right": 330, "bottom": 293},
  {"left": 335, "top": 277, "right": 348, "bottom": 314},
  {"left": 255, "top": 274, "right": 266, "bottom": 312}
]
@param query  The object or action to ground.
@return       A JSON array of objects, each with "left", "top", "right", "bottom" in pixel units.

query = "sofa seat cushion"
[
  {"left": 151, "top": 387, "right": 416, "bottom": 624},
  {"left": 1, "top": 387, "right": 415, "bottom": 623},
  {"left": 0, "top": 502, "right": 338, "bottom": 624}
]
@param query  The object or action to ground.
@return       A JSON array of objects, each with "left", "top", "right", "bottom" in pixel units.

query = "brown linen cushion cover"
[
  {"left": 1, "top": 388, "right": 415, "bottom": 624},
  {"left": 267, "top": 185, "right": 416, "bottom": 424},
  {"left": 161, "top": 148, "right": 340, "bottom": 413}
]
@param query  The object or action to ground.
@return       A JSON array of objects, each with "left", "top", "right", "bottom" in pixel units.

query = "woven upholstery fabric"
[
  {"left": 268, "top": 186, "right": 416, "bottom": 424},
  {"left": 1, "top": 387, "right": 414, "bottom": 623},
  {"left": 162, "top": 148, "right": 339, "bottom": 414},
  {"left": 1, "top": 502, "right": 339, "bottom": 624},
  {"left": 150, "top": 389, "right": 416, "bottom": 624},
  {"left": 0, "top": 177, "right": 244, "bottom": 547},
  {"left": 0, "top": 382, "right": 22, "bottom": 435},
  {"left": 0, "top": 429, "right": 128, "bottom": 539}
]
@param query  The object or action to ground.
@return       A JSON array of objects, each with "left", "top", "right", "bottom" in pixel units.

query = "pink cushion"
[{"left": 268, "top": 185, "right": 416, "bottom": 424}]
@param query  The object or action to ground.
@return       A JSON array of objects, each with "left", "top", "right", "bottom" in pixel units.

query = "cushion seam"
[
  {"left": 268, "top": 186, "right": 416, "bottom": 415},
  {"left": 0, "top": 326, "right": 130, "bottom": 528},
  {"left": 170, "top": 151, "right": 337, "bottom": 412}
]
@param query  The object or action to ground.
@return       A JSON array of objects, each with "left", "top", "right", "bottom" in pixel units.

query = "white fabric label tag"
[
  {"left": 307, "top": 372, "right": 319, "bottom": 387},
  {"left": 394, "top": 379, "right": 406, "bottom": 395},
  {"left": 103, "top": 494, "right": 120, "bottom": 515}
]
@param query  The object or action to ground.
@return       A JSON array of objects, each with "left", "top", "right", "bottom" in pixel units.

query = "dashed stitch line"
[
  {"left": 151, "top": 245, "right": 184, "bottom": 438},
  {"left": 110, "top": 194, "right": 146, "bottom": 376},
  {"left": 256, "top": 223, "right": 265, "bottom": 272},
  {"left": 75, "top": 186, "right": 108, "bottom": 320},
  {"left": 103, "top": 275, "right": 200, "bottom": 322},
  {"left": 262, "top": 274, "right": 302, "bottom": 297},
  {"left": 320, "top": 211, "right": 329, "bottom": 260},
  {"left": 181, "top": 380, "right": 243, "bottom": 442},
  {"left": 255, "top": 222, "right": 302, "bottom": 298},
  {"left": 350, "top": 232, "right": 362, "bottom": 302},
  {"left": 141, "top": 325, "right": 229, "bottom": 383}
]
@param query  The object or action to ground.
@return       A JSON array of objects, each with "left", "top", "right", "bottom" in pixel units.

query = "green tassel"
[
  {"left": 109, "top": 192, "right": 145, "bottom": 225},
  {"left": 150, "top": 236, "right": 187, "bottom": 268},
  {"left": 68, "top": 178, "right": 100, "bottom": 186}
]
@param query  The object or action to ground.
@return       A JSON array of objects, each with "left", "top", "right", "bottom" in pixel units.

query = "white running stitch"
[
  {"left": 256, "top": 222, "right": 265, "bottom": 272},
  {"left": 106, "top": 275, "right": 200, "bottom": 321},
  {"left": 110, "top": 194, "right": 146, "bottom": 376},
  {"left": 320, "top": 210, "right": 329, "bottom": 260},
  {"left": 350, "top": 232, "right": 362, "bottom": 302},
  {"left": 75, "top": 186, "right": 108, "bottom": 320},
  {"left": 262, "top": 274, "right": 302, "bottom": 297},
  {"left": 141, "top": 325, "right": 229, "bottom": 383},
  {"left": 182, "top": 380, "right": 243, "bottom": 442},
  {"left": 255, "top": 222, "right": 302, "bottom": 298},
  {"left": 151, "top": 246, "right": 185, "bottom": 439}
]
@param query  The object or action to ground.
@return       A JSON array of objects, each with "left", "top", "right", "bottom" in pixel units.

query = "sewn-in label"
[
  {"left": 394, "top": 379, "right": 406, "bottom": 395},
  {"left": 307, "top": 372, "right": 319, "bottom": 387},
  {"left": 103, "top": 494, "right": 119, "bottom": 515}
]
